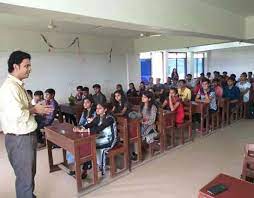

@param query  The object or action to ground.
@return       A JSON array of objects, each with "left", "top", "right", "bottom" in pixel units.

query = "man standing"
[{"left": 0, "top": 51, "right": 53, "bottom": 198}]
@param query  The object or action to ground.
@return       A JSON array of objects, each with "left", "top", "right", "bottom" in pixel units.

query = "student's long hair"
[
  {"left": 129, "top": 83, "right": 137, "bottom": 91},
  {"left": 140, "top": 91, "right": 155, "bottom": 114},
  {"left": 113, "top": 90, "right": 127, "bottom": 106}
]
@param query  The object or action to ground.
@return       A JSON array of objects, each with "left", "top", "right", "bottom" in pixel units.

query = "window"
[
  {"left": 167, "top": 52, "right": 187, "bottom": 79},
  {"left": 194, "top": 53, "right": 204, "bottom": 78},
  {"left": 140, "top": 52, "right": 152, "bottom": 84}
]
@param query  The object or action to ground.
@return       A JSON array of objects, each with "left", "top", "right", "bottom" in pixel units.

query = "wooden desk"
[
  {"left": 192, "top": 101, "right": 209, "bottom": 135},
  {"left": 127, "top": 96, "right": 141, "bottom": 105},
  {"left": 198, "top": 173, "right": 254, "bottom": 198},
  {"left": 157, "top": 109, "right": 176, "bottom": 151},
  {"left": 219, "top": 98, "right": 229, "bottom": 127},
  {"left": 60, "top": 103, "right": 83, "bottom": 124},
  {"left": 45, "top": 123, "right": 98, "bottom": 192}
]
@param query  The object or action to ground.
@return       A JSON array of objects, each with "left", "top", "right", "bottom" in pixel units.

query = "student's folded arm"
[{"left": 88, "top": 117, "right": 114, "bottom": 133}]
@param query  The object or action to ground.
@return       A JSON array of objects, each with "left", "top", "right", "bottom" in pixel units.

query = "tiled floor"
[{"left": 0, "top": 120, "right": 253, "bottom": 198}]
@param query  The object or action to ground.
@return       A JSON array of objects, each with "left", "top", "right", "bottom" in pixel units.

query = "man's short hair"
[
  {"left": 228, "top": 77, "right": 235, "bottom": 81},
  {"left": 179, "top": 79, "right": 186, "bottom": 84},
  {"left": 26, "top": 90, "right": 33, "bottom": 97},
  {"left": 34, "top": 90, "right": 43, "bottom": 96},
  {"left": 76, "top": 85, "right": 83, "bottom": 90},
  {"left": 242, "top": 72, "right": 247, "bottom": 78},
  {"left": 92, "top": 84, "right": 101, "bottom": 89},
  {"left": 8, "top": 51, "right": 31, "bottom": 73},
  {"left": 202, "top": 78, "right": 210, "bottom": 84},
  {"left": 82, "top": 87, "right": 89, "bottom": 92},
  {"left": 45, "top": 88, "right": 55, "bottom": 96}
]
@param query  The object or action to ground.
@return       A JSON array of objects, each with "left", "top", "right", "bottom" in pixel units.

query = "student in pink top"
[{"left": 212, "top": 78, "right": 223, "bottom": 97}]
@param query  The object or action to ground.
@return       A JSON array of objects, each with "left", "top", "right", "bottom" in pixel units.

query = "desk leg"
[
  {"left": 47, "top": 139, "right": 60, "bottom": 172},
  {"left": 62, "top": 149, "right": 68, "bottom": 167},
  {"left": 74, "top": 152, "right": 82, "bottom": 192},
  {"left": 226, "top": 104, "right": 230, "bottom": 125},
  {"left": 206, "top": 114, "right": 209, "bottom": 134},
  {"left": 221, "top": 107, "right": 225, "bottom": 128},
  {"left": 200, "top": 114, "right": 204, "bottom": 136}
]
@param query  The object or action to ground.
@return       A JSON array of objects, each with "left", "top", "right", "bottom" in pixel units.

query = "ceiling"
[
  {"left": 0, "top": 13, "right": 143, "bottom": 38},
  {"left": 0, "top": 1, "right": 253, "bottom": 40},
  {"left": 201, "top": 0, "right": 254, "bottom": 17},
  {"left": 0, "top": 3, "right": 161, "bottom": 39}
]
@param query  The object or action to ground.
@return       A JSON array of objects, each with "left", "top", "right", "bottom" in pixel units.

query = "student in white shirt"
[
  {"left": 236, "top": 72, "right": 251, "bottom": 103},
  {"left": 31, "top": 90, "right": 44, "bottom": 105},
  {"left": 0, "top": 51, "right": 52, "bottom": 198}
]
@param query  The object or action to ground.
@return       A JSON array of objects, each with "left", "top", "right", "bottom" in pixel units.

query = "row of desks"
[{"left": 51, "top": 99, "right": 231, "bottom": 192}]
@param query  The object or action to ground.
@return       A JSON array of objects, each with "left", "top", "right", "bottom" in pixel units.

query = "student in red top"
[
  {"left": 162, "top": 87, "right": 184, "bottom": 124},
  {"left": 212, "top": 78, "right": 223, "bottom": 97},
  {"left": 193, "top": 78, "right": 202, "bottom": 96}
]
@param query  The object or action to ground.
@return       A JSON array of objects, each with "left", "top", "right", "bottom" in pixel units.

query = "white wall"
[
  {"left": 207, "top": 46, "right": 254, "bottom": 77},
  {"left": 0, "top": 28, "right": 140, "bottom": 103}
]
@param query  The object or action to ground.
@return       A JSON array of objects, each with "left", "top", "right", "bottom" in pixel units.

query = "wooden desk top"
[
  {"left": 199, "top": 173, "right": 254, "bottom": 198},
  {"left": 45, "top": 122, "right": 95, "bottom": 142},
  {"left": 192, "top": 101, "right": 209, "bottom": 114}
]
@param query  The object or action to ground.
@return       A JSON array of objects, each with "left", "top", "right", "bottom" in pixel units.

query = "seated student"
[
  {"left": 162, "top": 87, "right": 184, "bottom": 124},
  {"left": 112, "top": 90, "right": 130, "bottom": 117},
  {"left": 138, "top": 81, "right": 146, "bottom": 97},
  {"left": 32, "top": 90, "right": 44, "bottom": 105},
  {"left": 248, "top": 71, "right": 254, "bottom": 83},
  {"left": 79, "top": 97, "right": 96, "bottom": 125},
  {"left": 36, "top": 88, "right": 59, "bottom": 146},
  {"left": 82, "top": 86, "right": 92, "bottom": 99},
  {"left": 74, "top": 103, "right": 117, "bottom": 175},
  {"left": 185, "top": 74, "right": 196, "bottom": 89},
  {"left": 195, "top": 79, "right": 217, "bottom": 132},
  {"left": 164, "top": 77, "right": 172, "bottom": 90},
  {"left": 193, "top": 78, "right": 202, "bottom": 96},
  {"left": 75, "top": 85, "right": 83, "bottom": 102},
  {"left": 212, "top": 78, "right": 223, "bottom": 97},
  {"left": 200, "top": 73, "right": 205, "bottom": 80},
  {"left": 195, "top": 78, "right": 217, "bottom": 113},
  {"left": 92, "top": 84, "right": 107, "bottom": 105},
  {"left": 178, "top": 79, "right": 192, "bottom": 101},
  {"left": 116, "top": 84, "right": 125, "bottom": 95},
  {"left": 26, "top": 89, "right": 33, "bottom": 101},
  {"left": 223, "top": 77, "right": 240, "bottom": 110},
  {"left": 223, "top": 77, "right": 240, "bottom": 100},
  {"left": 153, "top": 78, "right": 164, "bottom": 95},
  {"left": 230, "top": 74, "right": 237, "bottom": 85},
  {"left": 140, "top": 91, "right": 158, "bottom": 144},
  {"left": 127, "top": 83, "right": 138, "bottom": 97},
  {"left": 171, "top": 78, "right": 178, "bottom": 88},
  {"left": 213, "top": 71, "right": 219, "bottom": 79},
  {"left": 147, "top": 77, "right": 154, "bottom": 90},
  {"left": 67, "top": 96, "right": 96, "bottom": 178},
  {"left": 207, "top": 72, "right": 213, "bottom": 81},
  {"left": 236, "top": 72, "right": 251, "bottom": 103}
]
